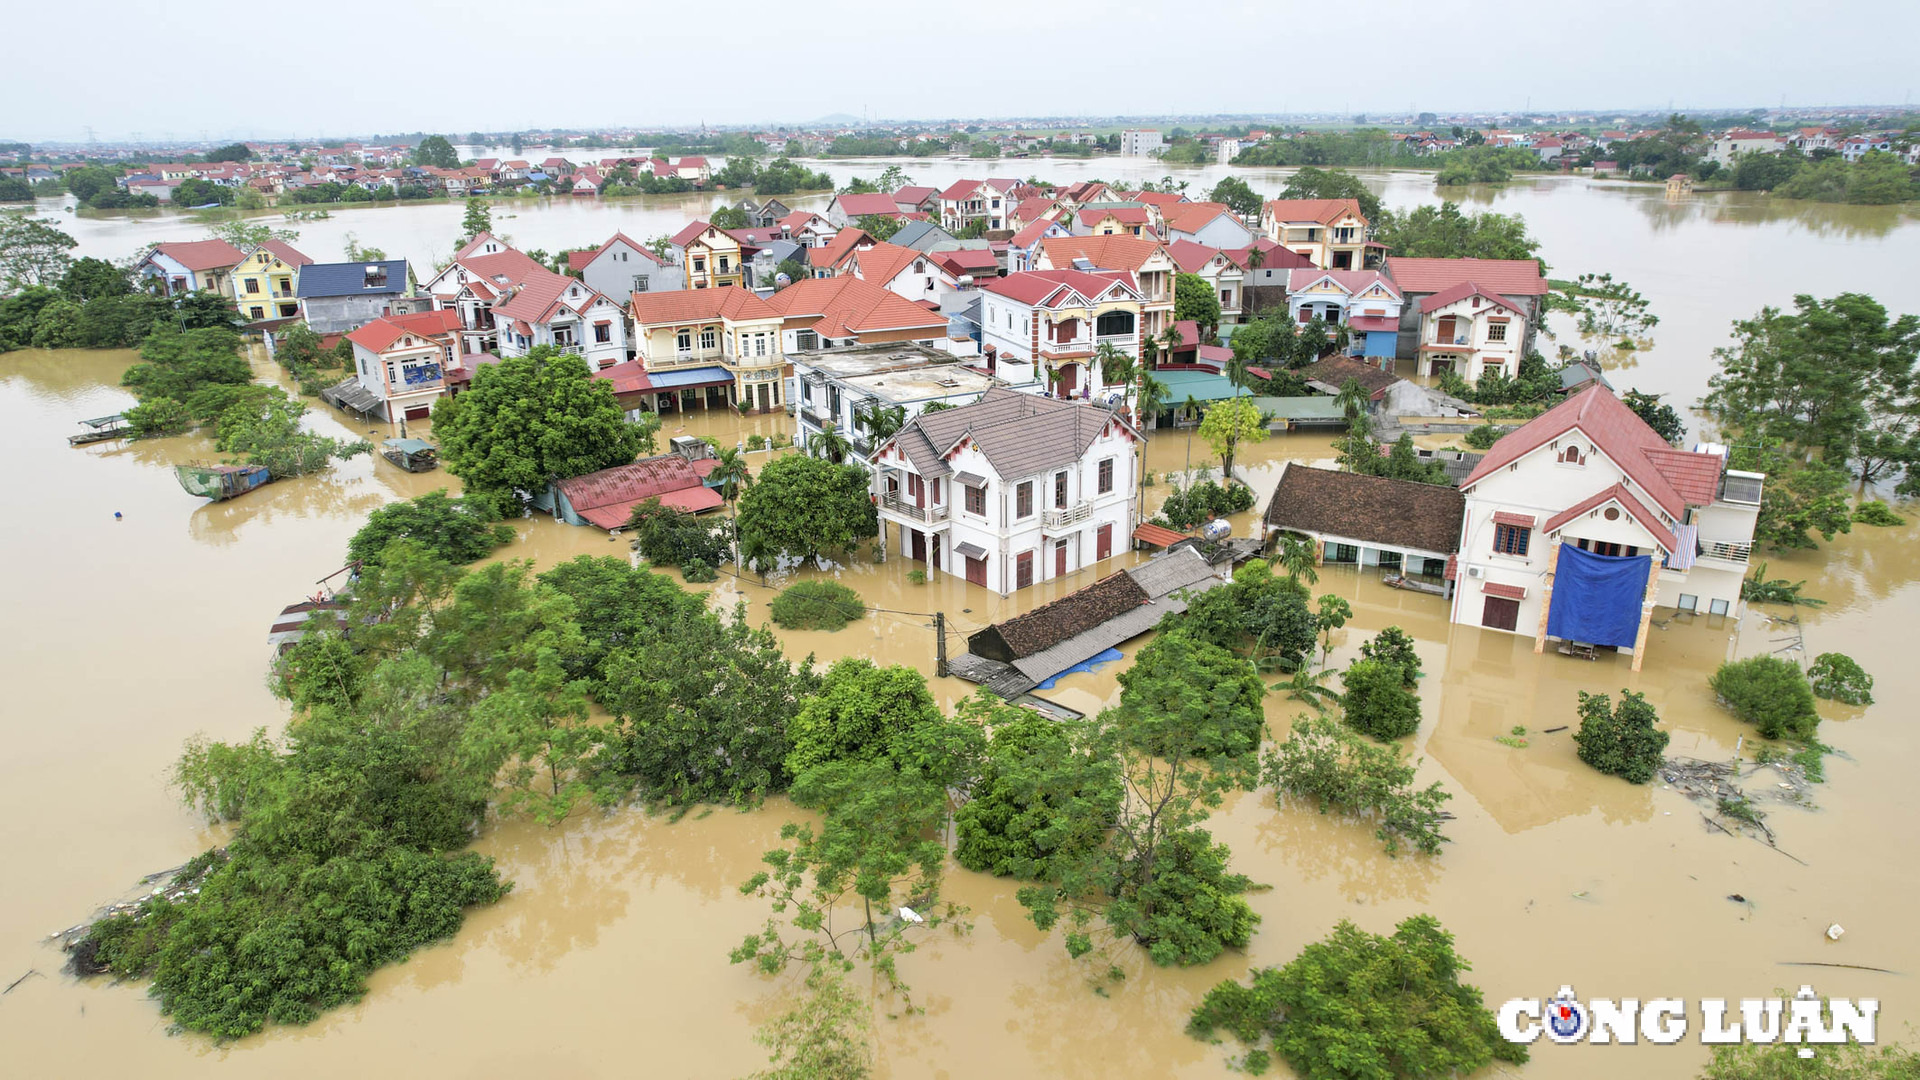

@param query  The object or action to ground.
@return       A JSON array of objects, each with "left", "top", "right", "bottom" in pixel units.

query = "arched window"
[{"left": 1558, "top": 445, "right": 1585, "bottom": 466}]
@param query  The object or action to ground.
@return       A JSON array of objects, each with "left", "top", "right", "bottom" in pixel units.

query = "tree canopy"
[
  {"left": 1375, "top": 201, "right": 1542, "bottom": 266},
  {"left": 736, "top": 454, "right": 878, "bottom": 570},
  {"left": 347, "top": 490, "right": 516, "bottom": 567},
  {"left": 414, "top": 135, "right": 459, "bottom": 169},
  {"left": 1277, "top": 166, "right": 1382, "bottom": 222}
]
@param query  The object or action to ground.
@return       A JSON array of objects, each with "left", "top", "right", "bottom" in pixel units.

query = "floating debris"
[{"left": 1827, "top": 923, "right": 1846, "bottom": 941}]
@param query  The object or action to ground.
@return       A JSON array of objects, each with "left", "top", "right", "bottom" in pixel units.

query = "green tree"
[
  {"left": 625, "top": 498, "right": 732, "bottom": 573},
  {"left": 785, "top": 659, "right": 975, "bottom": 784},
  {"left": 770, "top": 580, "right": 866, "bottom": 631},
  {"left": 1174, "top": 272, "right": 1222, "bottom": 336},
  {"left": 1702, "top": 1038, "right": 1920, "bottom": 1078},
  {"left": 58, "top": 256, "right": 134, "bottom": 301},
  {"left": 1807, "top": 652, "right": 1874, "bottom": 705},
  {"left": 460, "top": 197, "right": 492, "bottom": 242},
  {"left": 854, "top": 213, "right": 902, "bottom": 242},
  {"left": 599, "top": 604, "right": 817, "bottom": 806},
  {"left": 0, "top": 176, "right": 33, "bottom": 202},
  {"left": 203, "top": 143, "right": 253, "bottom": 163},
  {"left": 1572, "top": 689, "right": 1670, "bottom": 784},
  {"left": 1710, "top": 656, "right": 1820, "bottom": 740},
  {"left": 1623, "top": 389, "right": 1685, "bottom": 445},
  {"left": 346, "top": 490, "right": 515, "bottom": 567},
  {"left": 1118, "top": 632, "right": 1269, "bottom": 759},
  {"left": 1188, "top": 915, "right": 1525, "bottom": 1078},
  {"left": 1313, "top": 594, "right": 1350, "bottom": 662},
  {"left": 774, "top": 257, "right": 810, "bottom": 288},
  {"left": 1278, "top": 166, "right": 1382, "bottom": 222},
  {"left": 1207, "top": 176, "right": 1262, "bottom": 218},
  {"left": 535, "top": 554, "right": 700, "bottom": 687},
  {"left": 463, "top": 648, "right": 600, "bottom": 825},
  {"left": 414, "top": 135, "right": 459, "bottom": 169},
  {"left": 171, "top": 177, "right": 234, "bottom": 207},
  {"left": 431, "top": 347, "right": 649, "bottom": 514},
  {"left": 1264, "top": 715, "right": 1452, "bottom": 855},
  {"left": 953, "top": 694, "right": 1122, "bottom": 879},
  {"left": 736, "top": 454, "right": 878, "bottom": 570},
  {"left": 710, "top": 204, "right": 750, "bottom": 229},
  {"left": 1198, "top": 395, "right": 1267, "bottom": 479},
  {"left": 204, "top": 219, "right": 299, "bottom": 248},
  {"left": 745, "top": 969, "right": 874, "bottom": 1080},
  {"left": 1358, "top": 626, "right": 1421, "bottom": 686},
  {"left": 1341, "top": 658, "right": 1421, "bottom": 741},
  {"left": 1374, "top": 201, "right": 1542, "bottom": 265},
  {"left": 216, "top": 393, "right": 369, "bottom": 477},
  {"left": 0, "top": 213, "right": 76, "bottom": 289},
  {"left": 1271, "top": 534, "right": 1320, "bottom": 586}
]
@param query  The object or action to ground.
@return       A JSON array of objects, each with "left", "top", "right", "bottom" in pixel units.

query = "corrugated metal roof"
[
  {"left": 297, "top": 259, "right": 409, "bottom": 297},
  {"left": 646, "top": 365, "right": 735, "bottom": 390}
]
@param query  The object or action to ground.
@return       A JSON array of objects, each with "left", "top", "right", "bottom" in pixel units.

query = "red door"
[
  {"left": 965, "top": 556, "right": 986, "bottom": 586},
  {"left": 1054, "top": 540, "right": 1068, "bottom": 578},
  {"left": 1096, "top": 523, "right": 1113, "bottom": 561},
  {"left": 1016, "top": 551, "right": 1034, "bottom": 590},
  {"left": 910, "top": 529, "right": 926, "bottom": 563},
  {"left": 1059, "top": 364, "right": 1077, "bottom": 397}
]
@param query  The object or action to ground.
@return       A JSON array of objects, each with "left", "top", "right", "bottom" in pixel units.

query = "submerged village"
[{"left": 2, "top": 116, "right": 1919, "bottom": 1080}]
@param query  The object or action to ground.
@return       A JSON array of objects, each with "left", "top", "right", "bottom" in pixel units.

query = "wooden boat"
[
  {"left": 381, "top": 437, "right": 439, "bottom": 472},
  {"left": 68, "top": 414, "right": 131, "bottom": 445},
  {"left": 1382, "top": 572, "right": 1447, "bottom": 597},
  {"left": 175, "top": 462, "right": 272, "bottom": 501},
  {"left": 269, "top": 564, "right": 360, "bottom": 654}
]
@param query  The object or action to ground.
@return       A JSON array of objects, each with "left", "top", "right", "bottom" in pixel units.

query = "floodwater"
[{"left": 1, "top": 177, "right": 1917, "bottom": 1079}]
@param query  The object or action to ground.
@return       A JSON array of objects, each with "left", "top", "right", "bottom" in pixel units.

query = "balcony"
[
  {"left": 1696, "top": 540, "right": 1753, "bottom": 567},
  {"left": 1042, "top": 502, "right": 1093, "bottom": 530},
  {"left": 555, "top": 343, "right": 583, "bottom": 355},
  {"left": 882, "top": 495, "right": 949, "bottom": 524},
  {"left": 654, "top": 349, "right": 726, "bottom": 369}
]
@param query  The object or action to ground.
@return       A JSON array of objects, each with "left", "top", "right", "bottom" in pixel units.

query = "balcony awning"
[
  {"left": 1665, "top": 523, "right": 1699, "bottom": 571},
  {"left": 951, "top": 472, "right": 986, "bottom": 488},
  {"left": 647, "top": 365, "right": 734, "bottom": 390},
  {"left": 954, "top": 541, "right": 988, "bottom": 560}
]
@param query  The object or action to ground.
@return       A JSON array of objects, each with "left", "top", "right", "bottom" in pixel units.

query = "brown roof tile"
[
  {"left": 1262, "top": 464, "right": 1465, "bottom": 556},
  {"left": 970, "top": 569, "right": 1150, "bottom": 660}
]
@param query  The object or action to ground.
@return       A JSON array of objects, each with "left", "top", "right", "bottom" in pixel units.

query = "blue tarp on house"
[
  {"left": 1545, "top": 545, "right": 1651, "bottom": 648},
  {"left": 647, "top": 366, "right": 734, "bottom": 390},
  {"left": 1358, "top": 330, "right": 1398, "bottom": 359}
]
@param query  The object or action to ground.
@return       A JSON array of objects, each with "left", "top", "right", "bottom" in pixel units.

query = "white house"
[
  {"left": 1450, "top": 386, "right": 1764, "bottom": 670},
  {"left": 791, "top": 342, "right": 1001, "bottom": 460},
  {"left": 1410, "top": 281, "right": 1528, "bottom": 382},
  {"left": 422, "top": 233, "right": 550, "bottom": 358},
  {"left": 1119, "top": 130, "right": 1165, "bottom": 156},
  {"left": 1708, "top": 129, "right": 1783, "bottom": 166},
  {"left": 572, "top": 232, "right": 685, "bottom": 299},
  {"left": 343, "top": 308, "right": 463, "bottom": 421},
  {"left": 978, "top": 269, "right": 1146, "bottom": 400},
  {"left": 870, "top": 387, "right": 1141, "bottom": 594},
  {"left": 1163, "top": 202, "right": 1256, "bottom": 250},
  {"left": 1167, "top": 241, "right": 1248, "bottom": 324},
  {"left": 490, "top": 270, "right": 630, "bottom": 368}
]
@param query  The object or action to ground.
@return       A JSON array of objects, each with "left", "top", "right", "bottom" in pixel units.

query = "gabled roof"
[
  {"left": 296, "top": 259, "right": 409, "bottom": 297},
  {"left": 977, "top": 569, "right": 1150, "bottom": 659},
  {"left": 893, "top": 185, "right": 938, "bottom": 206},
  {"left": 880, "top": 386, "right": 1135, "bottom": 481},
  {"left": 1163, "top": 202, "right": 1237, "bottom": 235},
  {"left": 1222, "top": 240, "right": 1317, "bottom": 271},
  {"left": 1077, "top": 206, "right": 1150, "bottom": 227},
  {"left": 1263, "top": 463, "right": 1465, "bottom": 556},
  {"left": 1288, "top": 269, "right": 1401, "bottom": 299},
  {"left": 1299, "top": 355, "right": 1398, "bottom": 399},
  {"left": 834, "top": 191, "right": 903, "bottom": 217},
  {"left": 669, "top": 220, "right": 710, "bottom": 249},
  {"left": 779, "top": 210, "right": 831, "bottom": 232},
  {"left": 938, "top": 179, "right": 984, "bottom": 201},
  {"left": 979, "top": 268, "right": 1138, "bottom": 308},
  {"left": 1013, "top": 196, "right": 1059, "bottom": 223},
  {"left": 1165, "top": 239, "right": 1233, "bottom": 274},
  {"left": 849, "top": 242, "right": 924, "bottom": 288},
  {"left": 1261, "top": 198, "right": 1366, "bottom": 225},
  {"left": 555, "top": 455, "right": 722, "bottom": 529},
  {"left": 493, "top": 270, "right": 613, "bottom": 323},
  {"left": 1460, "top": 385, "right": 1708, "bottom": 518},
  {"left": 630, "top": 284, "right": 780, "bottom": 325},
  {"left": 763, "top": 275, "right": 947, "bottom": 339},
  {"left": 809, "top": 227, "right": 871, "bottom": 269},
  {"left": 931, "top": 248, "right": 998, "bottom": 276},
  {"left": 1417, "top": 280, "right": 1523, "bottom": 315},
  {"left": 1123, "top": 190, "right": 1189, "bottom": 209},
  {"left": 254, "top": 240, "right": 312, "bottom": 268},
  {"left": 1009, "top": 216, "right": 1065, "bottom": 249},
  {"left": 150, "top": 239, "right": 245, "bottom": 272},
  {"left": 1039, "top": 234, "right": 1166, "bottom": 274},
  {"left": 582, "top": 232, "right": 667, "bottom": 268},
  {"left": 346, "top": 307, "right": 461, "bottom": 353},
  {"left": 1540, "top": 483, "right": 1678, "bottom": 553},
  {"left": 1384, "top": 257, "right": 1547, "bottom": 297}
]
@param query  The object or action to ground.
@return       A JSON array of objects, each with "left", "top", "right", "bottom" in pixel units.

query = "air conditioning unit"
[{"left": 1466, "top": 566, "right": 1486, "bottom": 579}]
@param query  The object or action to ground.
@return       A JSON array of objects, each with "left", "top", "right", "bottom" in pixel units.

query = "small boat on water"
[
  {"left": 68, "top": 414, "right": 131, "bottom": 445},
  {"left": 269, "top": 564, "right": 360, "bottom": 654},
  {"left": 381, "top": 437, "right": 439, "bottom": 472},
  {"left": 1382, "top": 572, "right": 1447, "bottom": 597},
  {"left": 175, "top": 462, "right": 273, "bottom": 501}
]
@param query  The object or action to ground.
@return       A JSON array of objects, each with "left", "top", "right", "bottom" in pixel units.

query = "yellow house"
[
  {"left": 673, "top": 221, "right": 747, "bottom": 290},
  {"left": 229, "top": 241, "right": 312, "bottom": 322},
  {"left": 629, "top": 288, "right": 786, "bottom": 413},
  {"left": 1258, "top": 198, "right": 1372, "bottom": 270}
]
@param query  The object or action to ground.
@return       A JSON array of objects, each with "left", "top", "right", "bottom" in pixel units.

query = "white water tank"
[{"left": 1202, "top": 519, "right": 1231, "bottom": 542}]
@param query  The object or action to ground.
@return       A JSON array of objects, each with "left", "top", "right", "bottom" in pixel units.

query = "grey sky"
[{"left": 7, "top": 0, "right": 1915, "bottom": 143}]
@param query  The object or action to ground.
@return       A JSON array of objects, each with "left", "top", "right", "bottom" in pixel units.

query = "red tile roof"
[
  {"left": 630, "top": 285, "right": 779, "bottom": 325},
  {"left": 151, "top": 239, "right": 245, "bottom": 272},
  {"left": 1013, "top": 196, "right": 1059, "bottom": 223},
  {"left": 346, "top": 308, "right": 461, "bottom": 353},
  {"left": 566, "top": 250, "right": 596, "bottom": 272},
  {"left": 1163, "top": 202, "right": 1236, "bottom": 235},
  {"left": 980, "top": 269, "right": 1136, "bottom": 307},
  {"left": 1124, "top": 190, "right": 1188, "bottom": 208},
  {"left": 1416, "top": 280, "right": 1524, "bottom": 315},
  {"left": 669, "top": 220, "right": 709, "bottom": 249},
  {"left": 1385, "top": 257, "right": 1547, "bottom": 297},
  {"left": 1165, "top": 239, "right": 1230, "bottom": 273},
  {"left": 493, "top": 270, "right": 610, "bottom": 323},
  {"left": 849, "top": 242, "right": 923, "bottom": 287},
  {"left": 763, "top": 275, "right": 947, "bottom": 339},
  {"left": 1644, "top": 447, "right": 1723, "bottom": 505},
  {"left": 1346, "top": 315, "right": 1400, "bottom": 333},
  {"left": 1462, "top": 386, "right": 1707, "bottom": 520},
  {"left": 1541, "top": 483, "right": 1678, "bottom": 553},
  {"left": 1288, "top": 269, "right": 1401, "bottom": 298},
  {"left": 1078, "top": 206, "right": 1150, "bottom": 227},
  {"left": 834, "top": 191, "right": 903, "bottom": 217},
  {"left": 893, "top": 185, "right": 938, "bottom": 207},
  {"left": 1040, "top": 234, "right": 1166, "bottom": 274},
  {"left": 258, "top": 240, "right": 312, "bottom": 268},
  {"left": 938, "top": 179, "right": 984, "bottom": 201},
  {"left": 591, "top": 359, "right": 654, "bottom": 396},
  {"left": 1261, "top": 198, "right": 1367, "bottom": 225},
  {"left": 556, "top": 455, "right": 722, "bottom": 530},
  {"left": 932, "top": 248, "right": 998, "bottom": 275},
  {"left": 808, "top": 228, "right": 870, "bottom": 270},
  {"left": 1009, "top": 216, "right": 1064, "bottom": 249}
]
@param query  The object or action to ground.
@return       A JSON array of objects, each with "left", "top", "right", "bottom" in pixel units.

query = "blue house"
[
  {"left": 1285, "top": 269, "right": 1404, "bottom": 363},
  {"left": 296, "top": 259, "right": 411, "bottom": 334}
]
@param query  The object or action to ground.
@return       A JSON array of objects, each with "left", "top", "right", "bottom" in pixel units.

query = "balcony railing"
[
  {"left": 1697, "top": 540, "right": 1753, "bottom": 566},
  {"left": 655, "top": 349, "right": 725, "bottom": 368},
  {"left": 555, "top": 343, "right": 583, "bottom": 355},
  {"left": 1043, "top": 502, "right": 1093, "bottom": 529},
  {"left": 882, "top": 495, "right": 949, "bottom": 524}
]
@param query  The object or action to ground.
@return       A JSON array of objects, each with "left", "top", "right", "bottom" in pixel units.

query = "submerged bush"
[
  {"left": 1263, "top": 715, "right": 1451, "bottom": 855},
  {"left": 1341, "top": 658, "right": 1422, "bottom": 741},
  {"left": 1709, "top": 656, "right": 1820, "bottom": 740},
  {"left": 1852, "top": 500, "right": 1905, "bottom": 527},
  {"left": 769, "top": 579, "right": 864, "bottom": 630},
  {"left": 1572, "top": 689, "right": 1669, "bottom": 783},
  {"left": 1807, "top": 652, "right": 1874, "bottom": 706}
]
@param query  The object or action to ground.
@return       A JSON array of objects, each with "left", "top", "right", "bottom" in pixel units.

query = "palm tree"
[
  {"left": 807, "top": 427, "right": 851, "bottom": 464},
  {"left": 1270, "top": 533, "right": 1319, "bottom": 587},
  {"left": 1334, "top": 376, "right": 1370, "bottom": 425},
  {"left": 852, "top": 399, "right": 906, "bottom": 447},
  {"left": 1158, "top": 325, "right": 1184, "bottom": 365},
  {"left": 707, "top": 447, "right": 752, "bottom": 564},
  {"left": 1225, "top": 353, "right": 1254, "bottom": 394},
  {"left": 1274, "top": 667, "right": 1340, "bottom": 714},
  {"left": 1096, "top": 341, "right": 1136, "bottom": 390},
  {"left": 1245, "top": 244, "right": 1267, "bottom": 271}
]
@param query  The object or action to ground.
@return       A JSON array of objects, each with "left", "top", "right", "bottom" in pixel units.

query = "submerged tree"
[{"left": 1572, "top": 689, "right": 1670, "bottom": 784}]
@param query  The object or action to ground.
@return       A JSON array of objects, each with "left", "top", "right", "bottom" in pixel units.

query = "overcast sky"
[{"left": 8, "top": 0, "right": 1916, "bottom": 143}]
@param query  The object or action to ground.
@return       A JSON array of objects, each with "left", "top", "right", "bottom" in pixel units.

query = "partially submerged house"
[
  {"left": 297, "top": 259, "right": 411, "bottom": 334},
  {"left": 952, "top": 547, "right": 1224, "bottom": 697},
  {"left": 533, "top": 451, "right": 723, "bottom": 530},
  {"left": 1261, "top": 463, "right": 1464, "bottom": 580}
]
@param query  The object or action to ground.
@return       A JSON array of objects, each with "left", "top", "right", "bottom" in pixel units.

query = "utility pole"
[{"left": 934, "top": 611, "right": 948, "bottom": 678}]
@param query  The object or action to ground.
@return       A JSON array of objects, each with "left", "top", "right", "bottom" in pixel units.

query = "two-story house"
[
  {"left": 790, "top": 341, "right": 999, "bottom": 460},
  {"left": 296, "top": 259, "right": 411, "bottom": 334},
  {"left": 137, "top": 240, "right": 245, "bottom": 296},
  {"left": 1383, "top": 257, "right": 1548, "bottom": 370},
  {"left": 228, "top": 240, "right": 311, "bottom": 322},
  {"left": 848, "top": 242, "right": 965, "bottom": 308},
  {"left": 938, "top": 179, "right": 1014, "bottom": 232},
  {"left": 778, "top": 211, "right": 838, "bottom": 249},
  {"left": 670, "top": 221, "right": 748, "bottom": 289},
  {"left": 422, "top": 234, "right": 548, "bottom": 358},
  {"left": 977, "top": 269, "right": 1145, "bottom": 401},
  {"left": 1163, "top": 202, "right": 1256, "bottom": 250},
  {"left": 1411, "top": 281, "right": 1530, "bottom": 382},
  {"left": 1034, "top": 235, "right": 1173, "bottom": 344},
  {"left": 344, "top": 308, "right": 463, "bottom": 421},
  {"left": 1259, "top": 198, "right": 1372, "bottom": 270},
  {"left": 1286, "top": 269, "right": 1404, "bottom": 363},
  {"left": 629, "top": 288, "right": 786, "bottom": 413},
  {"left": 572, "top": 232, "right": 685, "bottom": 299},
  {"left": 490, "top": 270, "right": 629, "bottom": 369},
  {"left": 826, "top": 191, "right": 907, "bottom": 228},
  {"left": 766, "top": 275, "right": 950, "bottom": 359},
  {"left": 1167, "top": 240, "right": 1247, "bottom": 325},
  {"left": 1451, "top": 386, "right": 1764, "bottom": 670},
  {"left": 869, "top": 387, "right": 1141, "bottom": 593},
  {"left": 1073, "top": 206, "right": 1153, "bottom": 238}
]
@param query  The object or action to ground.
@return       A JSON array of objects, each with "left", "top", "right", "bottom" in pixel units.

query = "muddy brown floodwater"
[{"left": 3, "top": 180, "right": 1919, "bottom": 1078}]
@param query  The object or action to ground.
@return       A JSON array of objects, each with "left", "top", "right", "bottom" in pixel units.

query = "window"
[
  {"left": 676, "top": 329, "right": 692, "bottom": 352},
  {"left": 1054, "top": 472, "right": 1068, "bottom": 508},
  {"left": 795, "top": 330, "right": 818, "bottom": 352},
  {"left": 693, "top": 257, "right": 706, "bottom": 273},
  {"left": 1486, "top": 321, "right": 1508, "bottom": 343},
  {"left": 718, "top": 256, "right": 729, "bottom": 272},
  {"left": 1095, "top": 310, "right": 1133, "bottom": 337},
  {"left": 1016, "top": 551, "right": 1034, "bottom": 589},
  {"left": 1016, "top": 481, "right": 1034, "bottom": 519},
  {"left": 245, "top": 278, "right": 260, "bottom": 294},
  {"left": 1677, "top": 593, "right": 1699, "bottom": 612},
  {"left": 594, "top": 323, "right": 611, "bottom": 344},
  {"left": 633, "top": 275, "right": 649, "bottom": 292},
  {"left": 1557, "top": 445, "right": 1585, "bottom": 466},
  {"left": 1709, "top": 598, "right": 1731, "bottom": 616},
  {"left": 248, "top": 306, "right": 263, "bottom": 319},
  {"left": 1097, "top": 458, "right": 1114, "bottom": 494},
  {"left": 699, "top": 328, "right": 717, "bottom": 351},
  {"left": 966, "top": 484, "right": 986, "bottom": 515},
  {"left": 1221, "top": 290, "right": 1231, "bottom": 304},
  {"left": 1493, "top": 524, "right": 1531, "bottom": 556}
]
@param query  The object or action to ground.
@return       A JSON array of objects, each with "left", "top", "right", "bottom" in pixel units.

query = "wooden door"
[
  {"left": 1096, "top": 523, "right": 1113, "bottom": 561},
  {"left": 965, "top": 556, "right": 986, "bottom": 587},
  {"left": 1055, "top": 540, "right": 1068, "bottom": 578},
  {"left": 1481, "top": 595, "right": 1520, "bottom": 631},
  {"left": 910, "top": 529, "right": 926, "bottom": 563},
  {"left": 1437, "top": 315, "right": 1461, "bottom": 344},
  {"left": 1016, "top": 551, "right": 1034, "bottom": 590},
  {"left": 1059, "top": 364, "right": 1077, "bottom": 397}
]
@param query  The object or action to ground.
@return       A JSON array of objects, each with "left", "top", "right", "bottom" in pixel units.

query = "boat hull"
[{"left": 175, "top": 463, "right": 273, "bottom": 501}]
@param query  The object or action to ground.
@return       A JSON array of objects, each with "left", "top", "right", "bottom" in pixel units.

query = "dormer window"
[{"left": 1558, "top": 446, "right": 1586, "bottom": 466}]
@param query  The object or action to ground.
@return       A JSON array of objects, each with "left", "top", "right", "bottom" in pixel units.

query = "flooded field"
[{"left": 2, "top": 174, "right": 1917, "bottom": 1078}]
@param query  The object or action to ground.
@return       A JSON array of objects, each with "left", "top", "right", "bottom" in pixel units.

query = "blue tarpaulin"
[
  {"left": 1035, "top": 647, "right": 1123, "bottom": 690},
  {"left": 1546, "top": 545, "right": 1651, "bottom": 648}
]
